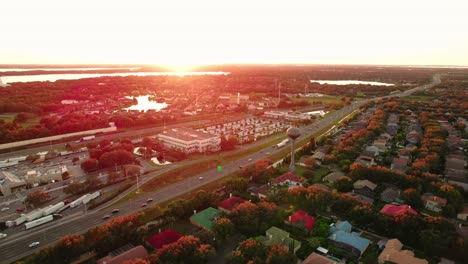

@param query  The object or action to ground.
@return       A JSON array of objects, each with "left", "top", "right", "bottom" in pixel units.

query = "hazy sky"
[{"left": 1, "top": 0, "right": 467, "bottom": 67}]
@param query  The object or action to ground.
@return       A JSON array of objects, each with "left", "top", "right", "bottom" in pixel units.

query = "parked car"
[
  {"left": 112, "top": 209, "right": 120, "bottom": 214},
  {"left": 29, "top": 242, "right": 40, "bottom": 248},
  {"left": 16, "top": 208, "right": 25, "bottom": 213},
  {"left": 140, "top": 203, "right": 147, "bottom": 208},
  {"left": 0, "top": 233, "right": 7, "bottom": 239},
  {"left": 1, "top": 207, "right": 9, "bottom": 212},
  {"left": 146, "top": 198, "right": 153, "bottom": 203},
  {"left": 198, "top": 177, "right": 204, "bottom": 180}
]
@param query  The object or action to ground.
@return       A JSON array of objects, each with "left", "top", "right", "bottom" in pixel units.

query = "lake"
[
  {"left": 124, "top": 95, "right": 168, "bottom": 112},
  {"left": 310, "top": 80, "right": 394, "bottom": 86},
  {"left": 0, "top": 71, "right": 230, "bottom": 84}
]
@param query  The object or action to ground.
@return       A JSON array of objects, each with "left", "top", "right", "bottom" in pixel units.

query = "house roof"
[
  {"left": 287, "top": 210, "right": 315, "bottom": 231},
  {"left": 421, "top": 194, "right": 447, "bottom": 206},
  {"left": 380, "top": 204, "right": 417, "bottom": 217},
  {"left": 323, "top": 171, "right": 344, "bottom": 183},
  {"left": 97, "top": 245, "right": 149, "bottom": 264},
  {"left": 249, "top": 184, "right": 272, "bottom": 196},
  {"left": 262, "top": 226, "right": 301, "bottom": 251},
  {"left": 331, "top": 220, "right": 352, "bottom": 233},
  {"left": 328, "top": 227, "right": 370, "bottom": 254},
  {"left": 353, "top": 180, "right": 377, "bottom": 191},
  {"left": 378, "top": 239, "right": 428, "bottom": 264},
  {"left": 302, "top": 252, "right": 339, "bottom": 264},
  {"left": 190, "top": 207, "right": 219, "bottom": 230},
  {"left": 274, "top": 172, "right": 305, "bottom": 184},
  {"left": 145, "top": 228, "right": 183, "bottom": 249},
  {"left": 380, "top": 188, "right": 401, "bottom": 202},
  {"left": 218, "top": 196, "right": 246, "bottom": 211},
  {"left": 312, "top": 151, "right": 326, "bottom": 160},
  {"left": 160, "top": 128, "right": 218, "bottom": 142},
  {"left": 392, "top": 157, "right": 408, "bottom": 165}
]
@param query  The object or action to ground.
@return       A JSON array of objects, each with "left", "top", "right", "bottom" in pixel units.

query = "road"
[{"left": 0, "top": 75, "right": 441, "bottom": 264}]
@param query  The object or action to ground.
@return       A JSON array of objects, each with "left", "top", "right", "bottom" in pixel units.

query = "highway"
[{"left": 0, "top": 75, "right": 441, "bottom": 264}]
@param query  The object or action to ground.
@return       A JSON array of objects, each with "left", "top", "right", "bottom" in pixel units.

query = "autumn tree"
[
  {"left": 212, "top": 218, "right": 235, "bottom": 240},
  {"left": 335, "top": 176, "right": 353, "bottom": 192},
  {"left": 25, "top": 190, "right": 50, "bottom": 206},
  {"left": 80, "top": 158, "right": 99, "bottom": 172},
  {"left": 149, "top": 236, "right": 215, "bottom": 264},
  {"left": 229, "top": 201, "right": 283, "bottom": 236},
  {"left": 99, "top": 149, "right": 134, "bottom": 168}
]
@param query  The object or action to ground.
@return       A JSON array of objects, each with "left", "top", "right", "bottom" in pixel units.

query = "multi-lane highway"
[{"left": 0, "top": 75, "right": 441, "bottom": 264}]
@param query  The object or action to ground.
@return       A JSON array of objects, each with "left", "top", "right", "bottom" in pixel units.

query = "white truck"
[
  {"left": 25, "top": 210, "right": 45, "bottom": 222},
  {"left": 43, "top": 202, "right": 65, "bottom": 216},
  {"left": 83, "top": 191, "right": 101, "bottom": 205},
  {"left": 25, "top": 215, "right": 53, "bottom": 230},
  {"left": 14, "top": 215, "right": 27, "bottom": 226},
  {"left": 80, "top": 135, "right": 95, "bottom": 142},
  {"left": 69, "top": 194, "right": 90, "bottom": 208}
]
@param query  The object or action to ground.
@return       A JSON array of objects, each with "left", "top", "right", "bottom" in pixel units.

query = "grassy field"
[
  {"left": 291, "top": 95, "right": 343, "bottom": 105},
  {"left": 0, "top": 113, "right": 16, "bottom": 122},
  {"left": 404, "top": 95, "right": 436, "bottom": 102}
]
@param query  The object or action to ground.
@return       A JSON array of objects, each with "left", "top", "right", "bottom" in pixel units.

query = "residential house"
[
  {"left": 257, "top": 226, "right": 302, "bottom": 254},
  {"left": 217, "top": 196, "right": 246, "bottom": 213},
  {"left": 355, "top": 156, "right": 376, "bottom": 167},
  {"left": 190, "top": 207, "right": 219, "bottom": 230},
  {"left": 273, "top": 172, "right": 306, "bottom": 187},
  {"left": 97, "top": 245, "right": 149, "bottom": 264},
  {"left": 380, "top": 187, "right": 402, "bottom": 203},
  {"left": 312, "top": 151, "right": 327, "bottom": 161},
  {"left": 406, "top": 131, "right": 421, "bottom": 145},
  {"left": 391, "top": 157, "right": 409, "bottom": 173},
  {"left": 302, "top": 252, "right": 343, "bottom": 264},
  {"left": 420, "top": 193, "right": 447, "bottom": 213},
  {"left": 323, "top": 171, "right": 344, "bottom": 184},
  {"left": 248, "top": 184, "right": 272, "bottom": 199},
  {"left": 285, "top": 210, "right": 315, "bottom": 232},
  {"left": 353, "top": 179, "right": 377, "bottom": 198},
  {"left": 380, "top": 204, "right": 417, "bottom": 217},
  {"left": 363, "top": 146, "right": 382, "bottom": 158},
  {"left": 328, "top": 221, "right": 370, "bottom": 259},
  {"left": 372, "top": 139, "right": 388, "bottom": 152},
  {"left": 347, "top": 192, "right": 374, "bottom": 204},
  {"left": 457, "top": 206, "right": 468, "bottom": 221},
  {"left": 378, "top": 239, "right": 428, "bottom": 264},
  {"left": 145, "top": 228, "right": 183, "bottom": 249}
]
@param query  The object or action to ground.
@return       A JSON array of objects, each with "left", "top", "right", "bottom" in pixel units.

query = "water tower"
[{"left": 287, "top": 126, "right": 301, "bottom": 172}]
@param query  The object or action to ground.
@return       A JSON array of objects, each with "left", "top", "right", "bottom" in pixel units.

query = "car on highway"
[
  {"left": 102, "top": 215, "right": 111, "bottom": 220},
  {"left": 198, "top": 177, "right": 204, "bottom": 180},
  {"left": 1, "top": 207, "right": 9, "bottom": 212},
  {"left": 248, "top": 158, "right": 252, "bottom": 161},
  {"left": 146, "top": 198, "right": 153, "bottom": 203},
  {"left": 29, "top": 241, "right": 40, "bottom": 248},
  {"left": 112, "top": 209, "right": 120, "bottom": 214},
  {"left": 266, "top": 152, "right": 270, "bottom": 155},
  {"left": 140, "top": 203, "right": 147, "bottom": 207},
  {"left": 0, "top": 233, "right": 7, "bottom": 239},
  {"left": 16, "top": 208, "right": 25, "bottom": 213}
]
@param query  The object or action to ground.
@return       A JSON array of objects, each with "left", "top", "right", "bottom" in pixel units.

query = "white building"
[
  {"left": 264, "top": 110, "right": 312, "bottom": 121},
  {"left": 0, "top": 171, "right": 27, "bottom": 196},
  {"left": 158, "top": 128, "right": 221, "bottom": 154}
]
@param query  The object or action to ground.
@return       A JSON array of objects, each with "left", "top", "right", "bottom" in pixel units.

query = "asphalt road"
[{"left": 0, "top": 75, "right": 441, "bottom": 264}]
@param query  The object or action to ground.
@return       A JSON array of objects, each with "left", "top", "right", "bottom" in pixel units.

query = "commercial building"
[
  {"left": 158, "top": 128, "right": 221, "bottom": 154},
  {"left": 0, "top": 171, "right": 27, "bottom": 196}
]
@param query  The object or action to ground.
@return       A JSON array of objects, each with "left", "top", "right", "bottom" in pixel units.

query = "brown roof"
[
  {"left": 97, "top": 245, "right": 149, "bottom": 264},
  {"left": 302, "top": 252, "right": 339, "bottom": 264},
  {"left": 378, "top": 239, "right": 428, "bottom": 264}
]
